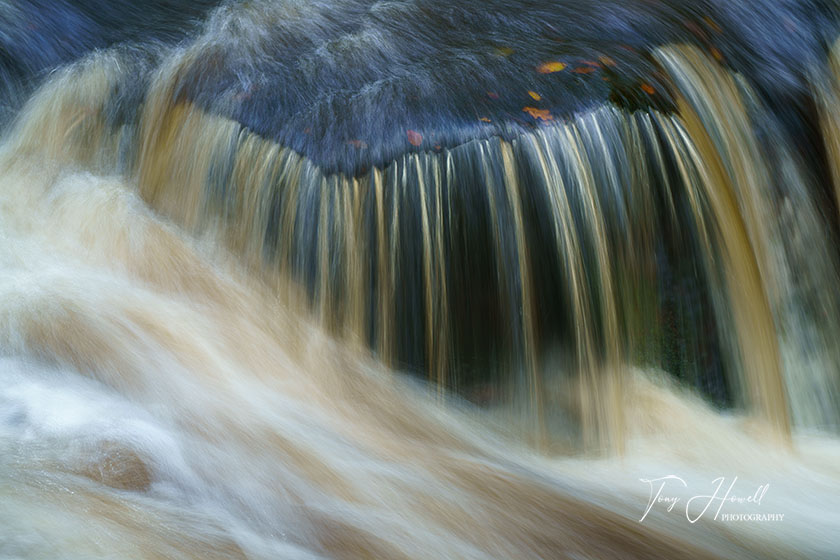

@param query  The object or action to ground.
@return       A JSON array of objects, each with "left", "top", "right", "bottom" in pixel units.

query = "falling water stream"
[{"left": 1, "top": 0, "right": 840, "bottom": 558}]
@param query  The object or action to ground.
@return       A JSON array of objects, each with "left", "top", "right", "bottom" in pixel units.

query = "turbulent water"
[{"left": 2, "top": 0, "right": 840, "bottom": 558}]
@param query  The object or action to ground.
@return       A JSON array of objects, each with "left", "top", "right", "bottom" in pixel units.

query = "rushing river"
[{"left": 1, "top": 1, "right": 840, "bottom": 558}]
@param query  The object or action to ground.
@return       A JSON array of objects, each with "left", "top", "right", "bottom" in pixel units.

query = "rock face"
[{"left": 78, "top": 441, "right": 153, "bottom": 492}]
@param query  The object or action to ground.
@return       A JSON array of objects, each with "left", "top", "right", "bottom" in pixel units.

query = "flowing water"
[{"left": 2, "top": 0, "right": 840, "bottom": 558}]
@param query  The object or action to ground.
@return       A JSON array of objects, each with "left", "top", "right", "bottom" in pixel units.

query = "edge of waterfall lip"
[
  {"left": 177, "top": 47, "right": 674, "bottom": 177},
  {"left": 166, "top": 0, "right": 840, "bottom": 177},
  {"left": 177, "top": 98, "right": 670, "bottom": 181},
  {"left": 3, "top": 1, "right": 839, "bottom": 177}
]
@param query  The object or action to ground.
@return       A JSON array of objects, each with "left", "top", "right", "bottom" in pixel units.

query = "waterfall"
[{"left": 1, "top": 1, "right": 839, "bottom": 558}]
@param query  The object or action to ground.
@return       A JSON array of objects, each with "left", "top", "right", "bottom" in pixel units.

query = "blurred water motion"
[{"left": 1, "top": 1, "right": 840, "bottom": 558}]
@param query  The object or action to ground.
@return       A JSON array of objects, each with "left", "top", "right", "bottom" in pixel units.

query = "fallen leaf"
[
  {"left": 523, "top": 106, "right": 553, "bottom": 121},
  {"left": 495, "top": 46, "right": 515, "bottom": 57},
  {"left": 573, "top": 66, "right": 597, "bottom": 74},
  {"left": 684, "top": 21, "right": 707, "bottom": 40},
  {"left": 479, "top": 117, "right": 492, "bottom": 122},
  {"left": 641, "top": 83, "right": 656, "bottom": 95},
  {"left": 487, "top": 91, "right": 500, "bottom": 99},
  {"left": 537, "top": 61, "right": 566, "bottom": 73},
  {"left": 528, "top": 90, "right": 542, "bottom": 100},
  {"left": 599, "top": 55, "right": 616, "bottom": 67},
  {"left": 703, "top": 16, "right": 722, "bottom": 33},
  {"left": 407, "top": 130, "right": 423, "bottom": 146},
  {"left": 710, "top": 47, "right": 723, "bottom": 61}
]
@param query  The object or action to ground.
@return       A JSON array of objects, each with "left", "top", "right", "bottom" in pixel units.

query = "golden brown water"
[{"left": 2, "top": 10, "right": 840, "bottom": 559}]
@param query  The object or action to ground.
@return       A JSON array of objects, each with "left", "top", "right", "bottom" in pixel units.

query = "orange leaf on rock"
[
  {"left": 641, "top": 83, "right": 656, "bottom": 95},
  {"left": 573, "top": 66, "right": 596, "bottom": 74},
  {"left": 537, "top": 61, "right": 566, "bottom": 73},
  {"left": 523, "top": 106, "right": 553, "bottom": 121},
  {"left": 704, "top": 16, "right": 722, "bottom": 33},
  {"left": 407, "top": 130, "right": 423, "bottom": 146},
  {"left": 528, "top": 90, "right": 542, "bottom": 100},
  {"left": 479, "top": 117, "right": 492, "bottom": 123}
]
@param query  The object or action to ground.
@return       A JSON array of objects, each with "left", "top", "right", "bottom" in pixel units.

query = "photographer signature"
[{"left": 639, "top": 475, "right": 772, "bottom": 523}]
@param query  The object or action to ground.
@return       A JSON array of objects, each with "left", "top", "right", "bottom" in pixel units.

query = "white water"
[
  {"left": 0, "top": 163, "right": 838, "bottom": 558},
  {"left": 1, "top": 4, "right": 840, "bottom": 556}
]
